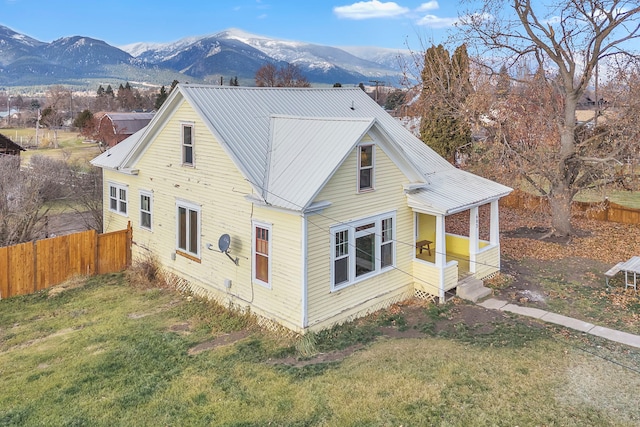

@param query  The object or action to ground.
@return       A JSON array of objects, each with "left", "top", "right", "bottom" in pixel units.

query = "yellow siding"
[
  {"left": 475, "top": 246, "right": 500, "bottom": 280},
  {"left": 412, "top": 260, "right": 441, "bottom": 295},
  {"left": 306, "top": 140, "right": 414, "bottom": 331},
  {"left": 443, "top": 262, "right": 459, "bottom": 291},
  {"left": 417, "top": 213, "right": 436, "bottom": 243},
  {"left": 446, "top": 234, "right": 470, "bottom": 256},
  {"left": 102, "top": 100, "right": 303, "bottom": 331}
]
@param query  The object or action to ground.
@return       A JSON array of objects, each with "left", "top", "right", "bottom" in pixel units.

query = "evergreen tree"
[
  {"left": 496, "top": 64, "right": 511, "bottom": 99},
  {"left": 419, "top": 44, "right": 472, "bottom": 162},
  {"left": 73, "top": 109, "right": 93, "bottom": 130},
  {"left": 155, "top": 86, "right": 168, "bottom": 110},
  {"left": 105, "top": 85, "right": 114, "bottom": 97},
  {"left": 97, "top": 85, "right": 105, "bottom": 97}
]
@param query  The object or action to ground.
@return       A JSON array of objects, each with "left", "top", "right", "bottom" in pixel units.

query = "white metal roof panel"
[
  {"left": 97, "top": 84, "right": 512, "bottom": 213},
  {"left": 90, "top": 126, "right": 146, "bottom": 170},
  {"left": 406, "top": 168, "right": 512, "bottom": 215},
  {"left": 265, "top": 115, "right": 375, "bottom": 210}
]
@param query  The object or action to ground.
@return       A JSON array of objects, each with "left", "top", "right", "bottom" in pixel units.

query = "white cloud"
[
  {"left": 416, "top": 14, "right": 457, "bottom": 28},
  {"left": 416, "top": 1, "right": 439, "bottom": 12},
  {"left": 333, "top": 0, "right": 409, "bottom": 20}
]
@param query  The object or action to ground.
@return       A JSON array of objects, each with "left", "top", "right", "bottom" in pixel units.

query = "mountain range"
[{"left": 0, "top": 26, "right": 410, "bottom": 89}]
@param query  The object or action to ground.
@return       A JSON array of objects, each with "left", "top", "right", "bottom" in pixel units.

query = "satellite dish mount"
[{"left": 218, "top": 234, "right": 239, "bottom": 265}]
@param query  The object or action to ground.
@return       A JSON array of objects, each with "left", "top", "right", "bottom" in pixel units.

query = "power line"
[{"left": 245, "top": 178, "right": 502, "bottom": 298}]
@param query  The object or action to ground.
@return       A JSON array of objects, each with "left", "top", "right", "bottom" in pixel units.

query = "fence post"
[
  {"left": 126, "top": 221, "right": 132, "bottom": 268},
  {"left": 32, "top": 240, "right": 37, "bottom": 293},
  {"left": 94, "top": 229, "right": 99, "bottom": 277}
]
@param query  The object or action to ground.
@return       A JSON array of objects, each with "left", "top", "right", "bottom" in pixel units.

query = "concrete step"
[{"left": 456, "top": 276, "right": 492, "bottom": 302}]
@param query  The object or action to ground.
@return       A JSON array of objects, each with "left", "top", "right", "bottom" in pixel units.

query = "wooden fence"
[
  {"left": 502, "top": 190, "right": 640, "bottom": 225},
  {"left": 0, "top": 223, "right": 131, "bottom": 299}
]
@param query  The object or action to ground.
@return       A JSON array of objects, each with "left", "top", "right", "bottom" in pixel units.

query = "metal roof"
[
  {"left": 91, "top": 127, "right": 145, "bottom": 170},
  {"left": 265, "top": 115, "right": 375, "bottom": 210},
  {"left": 99, "top": 112, "right": 155, "bottom": 135},
  {"left": 92, "top": 84, "right": 511, "bottom": 213},
  {"left": 406, "top": 168, "right": 512, "bottom": 215}
]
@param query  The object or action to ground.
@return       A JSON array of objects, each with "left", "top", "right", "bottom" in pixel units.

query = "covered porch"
[{"left": 406, "top": 171, "right": 511, "bottom": 302}]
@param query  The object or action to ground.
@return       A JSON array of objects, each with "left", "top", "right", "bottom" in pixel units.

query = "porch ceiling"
[{"left": 406, "top": 168, "right": 512, "bottom": 215}]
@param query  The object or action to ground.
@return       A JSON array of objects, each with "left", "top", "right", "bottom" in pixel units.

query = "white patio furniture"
[{"left": 619, "top": 256, "right": 640, "bottom": 292}]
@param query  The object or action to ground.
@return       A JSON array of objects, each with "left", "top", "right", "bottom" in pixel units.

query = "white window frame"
[
  {"left": 108, "top": 182, "right": 128, "bottom": 216},
  {"left": 176, "top": 200, "right": 201, "bottom": 259},
  {"left": 181, "top": 122, "right": 194, "bottom": 166},
  {"left": 252, "top": 221, "right": 272, "bottom": 288},
  {"left": 139, "top": 190, "right": 153, "bottom": 231},
  {"left": 357, "top": 144, "right": 375, "bottom": 192},
  {"left": 330, "top": 211, "right": 396, "bottom": 291}
]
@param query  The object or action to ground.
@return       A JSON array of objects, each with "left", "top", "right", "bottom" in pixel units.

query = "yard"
[
  {"left": 2, "top": 127, "right": 101, "bottom": 166},
  {"left": 1, "top": 204, "right": 640, "bottom": 425}
]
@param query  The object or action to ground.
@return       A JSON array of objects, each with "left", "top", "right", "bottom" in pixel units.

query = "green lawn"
[
  {"left": 1, "top": 274, "right": 639, "bottom": 426},
  {"left": 2, "top": 127, "right": 101, "bottom": 166}
]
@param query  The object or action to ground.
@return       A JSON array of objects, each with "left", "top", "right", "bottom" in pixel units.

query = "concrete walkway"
[{"left": 478, "top": 298, "right": 640, "bottom": 349}]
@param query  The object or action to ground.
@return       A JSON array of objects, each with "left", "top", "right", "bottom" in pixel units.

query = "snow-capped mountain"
[{"left": 0, "top": 25, "right": 410, "bottom": 87}]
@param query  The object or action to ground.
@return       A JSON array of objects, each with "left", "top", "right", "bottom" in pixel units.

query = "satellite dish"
[{"left": 218, "top": 234, "right": 231, "bottom": 252}]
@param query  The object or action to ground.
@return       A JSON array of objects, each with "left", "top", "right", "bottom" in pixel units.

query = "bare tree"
[
  {"left": 255, "top": 63, "right": 311, "bottom": 87},
  {"left": 255, "top": 63, "right": 279, "bottom": 87},
  {"left": 67, "top": 165, "right": 103, "bottom": 231},
  {"left": 0, "top": 155, "right": 73, "bottom": 246},
  {"left": 458, "top": 0, "right": 640, "bottom": 236}
]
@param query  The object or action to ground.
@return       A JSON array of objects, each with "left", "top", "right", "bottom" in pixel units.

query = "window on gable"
[
  {"left": 182, "top": 124, "right": 194, "bottom": 166},
  {"left": 331, "top": 212, "right": 395, "bottom": 290},
  {"left": 108, "top": 183, "right": 128, "bottom": 216},
  {"left": 140, "top": 191, "right": 152, "bottom": 230},
  {"left": 176, "top": 201, "right": 200, "bottom": 259},
  {"left": 358, "top": 144, "right": 374, "bottom": 192},
  {"left": 253, "top": 222, "right": 271, "bottom": 287}
]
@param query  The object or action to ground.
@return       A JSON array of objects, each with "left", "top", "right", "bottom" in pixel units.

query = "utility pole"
[{"left": 368, "top": 80, "right": 384, "bottom": 103}]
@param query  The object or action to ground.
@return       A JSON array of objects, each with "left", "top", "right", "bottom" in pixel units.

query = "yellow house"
[{"left": 91, "top": 84, "right": 512, "bottom": 333}]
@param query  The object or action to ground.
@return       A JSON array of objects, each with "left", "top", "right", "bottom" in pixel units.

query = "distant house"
[
  {"left": 91, "top": 84, "right": 512, "bottom": 333},
  {"left": 0, "top": 133, "right": 25, "bottom": 157},
  {"left": 96, "top": 112, "right": 155, "bottom": 148}
]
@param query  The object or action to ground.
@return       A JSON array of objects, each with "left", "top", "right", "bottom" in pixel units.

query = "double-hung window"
[
  {"left": 358, "top": 144, "right": 374, "bottom": 192},
  {"left": 176, "top": 201, "right": 200, "bottom": 260},
  {"left": 331, "top": 212, "right": 395, "bottom": 289},
  {"left": 108, "top": 182, "right": 128, "bottom": 215},
  {"left": 182, "top": 123, "right": 194, "bottom": 166},
  {"left": 139, "top": 191, "right": 152, "bottom": 230},
  {"left": 253, "top": 221, "right": 271, "bottom": 287}
]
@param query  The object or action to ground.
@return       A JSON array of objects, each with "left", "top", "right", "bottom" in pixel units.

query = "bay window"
[{"left": 331, "top": 212, "right": 395, "bottom": 289}]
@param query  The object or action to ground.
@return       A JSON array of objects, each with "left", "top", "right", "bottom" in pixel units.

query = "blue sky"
[{"left": 1, "top": 0, "right": 462, "bottom": 50}]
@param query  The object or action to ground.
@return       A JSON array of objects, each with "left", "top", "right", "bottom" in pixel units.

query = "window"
[
  {"left": 140, "top": 191, "right": 152, "bottom": 230},
  {"left": 182, "top": 123, "right": 194, "bottom": 166},
  {"left": 331, "top": 212, "right": 395, "bottom": 289},
  {"left": 358, "top": 144, "right": 374, "bottom": 192},
  {"left": 253, "top": 222, "right": 271, "bottom": 287},
  {"left": 108, "top": 183, "right": 128, "bottom": 215},
  {"left": 176, "top": 201, "right": 200, "bottom": 259}
]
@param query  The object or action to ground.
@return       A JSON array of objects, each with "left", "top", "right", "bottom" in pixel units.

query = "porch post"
[
  {"left": 469, "top": 206, "right": 479, "bottom": 274},
  {"left": 436, "top": 214, "right": 446, "bottom": 301},
  {"left": 490, "top": 200, "right": 499, "bottom": 246},
  {"left": 490, "top": 200, "right": 500, "bottom": 270}
]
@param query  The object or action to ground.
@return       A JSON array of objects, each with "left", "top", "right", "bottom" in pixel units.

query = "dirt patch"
[{"left": 188, "top": 331, "right": 251, "bottom": 355}]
